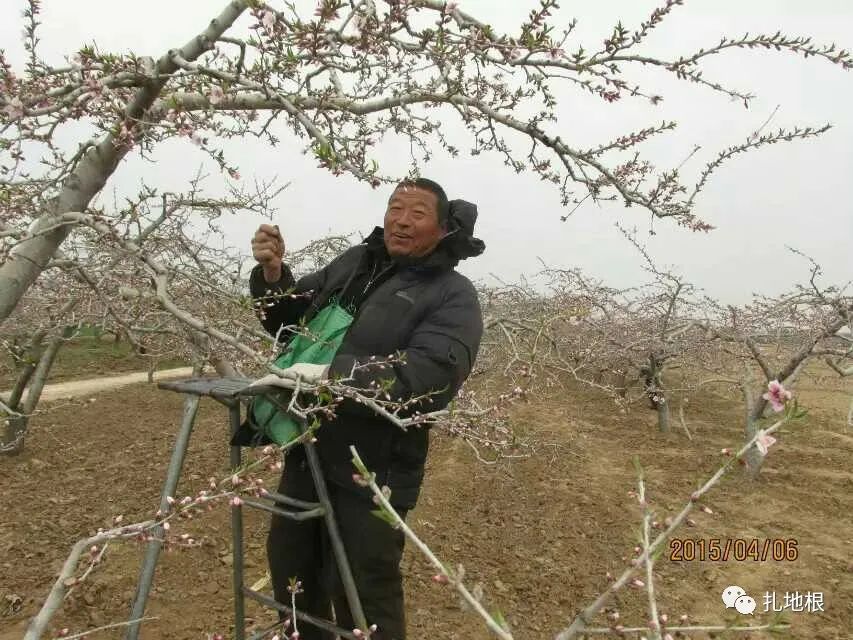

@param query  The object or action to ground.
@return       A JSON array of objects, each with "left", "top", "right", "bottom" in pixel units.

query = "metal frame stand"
[{"left": 122, "top": 376, "right": 366, "bottom": 640}]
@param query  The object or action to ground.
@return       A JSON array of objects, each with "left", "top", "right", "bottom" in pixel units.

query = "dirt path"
[{"left": 1, "top": 367, "right": 195, "bottom": 402}]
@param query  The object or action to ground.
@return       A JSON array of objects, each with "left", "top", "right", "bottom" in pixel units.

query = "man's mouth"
[{"left": 392, "top": 232, "right": 412, "bottom": 240}]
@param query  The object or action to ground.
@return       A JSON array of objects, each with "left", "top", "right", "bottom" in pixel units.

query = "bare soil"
[{"left": 0, "top": 372, "right": 850, "bottom": 640}]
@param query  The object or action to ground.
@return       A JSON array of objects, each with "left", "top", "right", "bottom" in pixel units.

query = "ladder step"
[
  {"left": 242, "top": 587, "right": 360, "bottom": 640},
  {"left": 241, "top": 498, "right": 324, "bottom": 521},
  {"left": 245, "top": 620, "right": 285, "bottom": 640},
  {"left": 262, "top": 490, "right": 322, "bottom": 511}
]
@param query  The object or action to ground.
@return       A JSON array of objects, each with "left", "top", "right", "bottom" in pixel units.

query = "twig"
[
  {"left": 636, "top": 461, "right": 661, "bottom": 640},
  {"left": 678, "top": 402, "right": 692, "bottom": 441},
  {"left": 24, "top": 523, "right": 154, "bottom": 640},
  {"left": 580, "top": 622, "right": 790, "bottom": 634},
  {"left": 59, "top": 618, "right": 159, "bottom": 640},
  {"left": 350, "top": 446, "right": 513, "bottom": 640},
  {"left": 555, "top": 412, "right": 792, "bottom": 639}
]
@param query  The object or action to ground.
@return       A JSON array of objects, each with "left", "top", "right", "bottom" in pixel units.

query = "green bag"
[{"left": 250, "top": 301, "right": 354, "bottom": 445}]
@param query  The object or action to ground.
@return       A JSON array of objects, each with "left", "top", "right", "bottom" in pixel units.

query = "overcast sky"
[{"left": 1, "top": 0, "right": 851, "bottom": 304}]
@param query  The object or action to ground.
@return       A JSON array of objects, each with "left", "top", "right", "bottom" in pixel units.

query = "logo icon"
[
  {"left": 722, "top": 585, "right": 746, "bottom": 608},
  {"left": 734, "top": 594, "right": 756, "bottom": 615},
  {"left": 722, "top": 586, "right": 756, "bottom": 615}
]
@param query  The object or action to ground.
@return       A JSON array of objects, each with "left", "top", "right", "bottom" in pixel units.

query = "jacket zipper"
[{"left": 344, "top": 261, "right": 397, "bottom": 334}]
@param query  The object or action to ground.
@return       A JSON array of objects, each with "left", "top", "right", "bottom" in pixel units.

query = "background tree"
[{"left": 2, "top": 0, "right": 850, "bottom": 322}]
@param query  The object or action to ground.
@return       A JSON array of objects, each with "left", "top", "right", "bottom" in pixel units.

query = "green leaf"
[
  {"left": 370, "top": 508, "right": 397, "bottom": 527},
  {"left": 492, "top": 609, "right": 509, "bottom": 631}
]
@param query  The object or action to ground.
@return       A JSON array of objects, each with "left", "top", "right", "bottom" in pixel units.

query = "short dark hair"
[{"left": 391, "top": 177, "right": 450, "bottom": 225}]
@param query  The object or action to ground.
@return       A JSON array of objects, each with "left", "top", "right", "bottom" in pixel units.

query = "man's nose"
[{"left": 395, "top": 209, "right": 413, "bottom": 227}]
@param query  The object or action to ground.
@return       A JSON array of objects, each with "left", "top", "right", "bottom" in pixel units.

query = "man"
[{"left": 245, "top": 178, "right": 484, "bottom": 639}]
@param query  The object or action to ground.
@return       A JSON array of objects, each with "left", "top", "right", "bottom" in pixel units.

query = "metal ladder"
[{"left": 122, "top": 376, "right": 366, "bottom": 640}]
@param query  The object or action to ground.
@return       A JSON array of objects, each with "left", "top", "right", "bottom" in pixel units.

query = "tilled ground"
[{"left": 1, "top": 374, "right": 851, "bottom": 639}]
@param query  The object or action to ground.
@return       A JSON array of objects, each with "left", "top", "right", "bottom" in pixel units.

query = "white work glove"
[{"left": 250, "top": 363, "right": 330, "bottom": 388}]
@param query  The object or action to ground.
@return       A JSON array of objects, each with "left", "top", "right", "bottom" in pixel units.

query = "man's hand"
[{"left": 252, "top": 224, "right": 285, "bottom": 283}]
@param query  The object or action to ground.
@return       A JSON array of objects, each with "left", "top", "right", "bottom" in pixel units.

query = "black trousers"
[{"left": 267, "top": 456, "right": 408, "bottom": 640}]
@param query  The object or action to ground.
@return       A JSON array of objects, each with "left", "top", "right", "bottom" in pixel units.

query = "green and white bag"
[{"left": 249, "top": 301, "right": 353, "bottom": 445}]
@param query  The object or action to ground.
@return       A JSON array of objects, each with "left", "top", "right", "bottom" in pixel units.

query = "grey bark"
[
  {"left": 22, "top": 325, "right": 76, "bottom": 415},
  {"left": 656, "top": 391, "right": 670, "bottom": 433},
  {"left": 741, "top": 374, "right": 765, "bottom": 477},
  {"left": 6, "top": 330, "right": 48, "bottom": 409},
  {"left": 1, "top": 325, "right": 75, "bottom": 454},
  {"left": 0, "top": 1, "right": 249, "bottom": 325}
]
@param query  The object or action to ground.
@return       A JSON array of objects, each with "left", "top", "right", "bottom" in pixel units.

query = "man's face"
[{"left": 383, "top": 185, "right": 445, "bottom": 258}]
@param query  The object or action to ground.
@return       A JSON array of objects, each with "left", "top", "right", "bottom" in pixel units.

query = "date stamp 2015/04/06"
[{"left": 669, "top": 538, "right": 798, "bottom": 562}]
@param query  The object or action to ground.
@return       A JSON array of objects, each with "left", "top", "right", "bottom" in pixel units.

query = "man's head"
[{"left": 383, "top": 178, "right": 449, "bottom": 258}]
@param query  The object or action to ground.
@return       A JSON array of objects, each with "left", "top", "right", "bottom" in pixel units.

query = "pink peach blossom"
[
  {"left": 755, "top": 430, "right": 777, "bottom": 456},
  {"left": 762, "top": 379, "right": 792, "bottom": 412}
]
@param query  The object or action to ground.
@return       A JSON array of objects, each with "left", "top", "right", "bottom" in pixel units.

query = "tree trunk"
[
  {"left": 22, "top": 326, "right": 75, "bottom": 414},
  {"left": 656, "top": 391, "right": 670, "bottom": 433},
  {"left": 0, "top": 325, "right": 74, "bottom": 454},
  {"left": 7, "top": 331, "right": 47, "bottom": 409},
  {"left": 0, "top": 1, "right": 249, "bottom": 325},
  {"left": 614, "top": 369, "right": 629, "bottom": 398},
  {"left": 1, "top": 416, "right": 28, "bottom": 455},
  {"left": 743, "top": 413, "right": 764, "bottom": 478},
  {"left": 741, "top": 382, "right": 768, "bottom": 477},
  {"left": 1, "top": 367, "right": 39, "bottom": 454}
]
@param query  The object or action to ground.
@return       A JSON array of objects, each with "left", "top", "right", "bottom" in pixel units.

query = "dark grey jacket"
[{"left": 243, "top": 214, "right": 484, "bottom": 508}]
